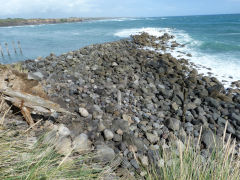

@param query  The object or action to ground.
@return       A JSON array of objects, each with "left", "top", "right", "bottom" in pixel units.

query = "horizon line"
[{"left": 1, "top": 12, "right": 240, "bottom": 19}]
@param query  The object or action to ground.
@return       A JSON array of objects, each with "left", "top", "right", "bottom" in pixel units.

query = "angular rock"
[
  {"left": 205, "top": 97, "right": 220, "bottom": 109},
  {"left": 122, "top": 114, "right": 134, "bottom": 125},
  {"left": 96, "top": 145, "right": 115, "bottom": 162},
  {"left": 130, "top": 159, "right": 139, "bottom": 169},
  {"left": 72, "top": 133, "right": 90, "bottom": 152},
  {"left": 146, "top": 133, "right": 159, "bottom": 144},
  {"left": 79, "top": 107, "right": 89, "bottom": 117},
  {"left": 123, "top": 133, "right": 147, "bottom": 151},
  {"left": 139, "top": 155, "right": 149, "bottom": 166},
  {"left": 202, "top": 129, "right": 220, "bottom": 150},
  {"left": 104, "top": 129, "right": 114, "bottom": 140},
  {"left": 217, "top": 118, "right": 235, "bottom": 134},
  {"left": 133, "top": 116, "right": 140, "bottom": 123},
  {"left": 193, "top": 98, "right": 202, "bottom": 106},
  {"left": 112, "top": 119, "right": 129, "bottom": 132},
  {"left": 55, "top": 137, "right": 72, "bottom": 155},
  {"left": 98, "top": 121, "right": 106, "bottom": 131},
  {"left": 166, "top": 118, "right": 181, "bottom": 131},
  {"left": 171, "top": 102, "right": 179, "bottom": 111},
  {"left": 113, "top": 134, "right": 122, "bottom": 142},
  {"left": 28, "top": 71, "right": 44, "bottom": 80},
  {"left": 198, "top": 115, "right": 208, "bottom": 126},
  {"left": 116, "top": 129, "right": 123, "bottom": 135},
  {"left": 58, "top": 124, "right": 71, "bottom": 137},
  {"left": 230, "top": 113, "right": 240, "bottom": 124}
]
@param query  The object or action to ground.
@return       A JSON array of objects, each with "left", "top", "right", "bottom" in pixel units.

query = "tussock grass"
[
  {"left": 0, "top": 130, "right": 107, "bottom": 180},
  {"left": 144, "top": 125, "right": 240, "bottom": 180},
  {"left": 1, "top": 101, "right": 239, "bottom": 180}
]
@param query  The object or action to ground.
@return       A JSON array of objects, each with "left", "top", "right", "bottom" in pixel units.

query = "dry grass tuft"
[
  {"left": 10, "top": 63, "right": 28, "bottom": 73},
  {"left": 143, "top": 123, "right": 240, "bottom": 180}
]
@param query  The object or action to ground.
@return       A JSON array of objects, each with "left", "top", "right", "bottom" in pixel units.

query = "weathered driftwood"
[
  {"left": 0, "top": 65, "right": 74, "bottom": 127},
  {"left": 0, "top": 88, "right": 71, "bottom": 114},
  {"left": 0, "top": 88, "right": 74, "bottom": 126}
]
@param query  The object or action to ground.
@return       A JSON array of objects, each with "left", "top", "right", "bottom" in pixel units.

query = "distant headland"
[{"left": 0, "top": 17, "right": 104, "bottom": 27}]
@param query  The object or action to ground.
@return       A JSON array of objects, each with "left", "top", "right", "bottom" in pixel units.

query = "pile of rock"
[{"left": 15, "top": 32, "right": 240, "bottom": 172}]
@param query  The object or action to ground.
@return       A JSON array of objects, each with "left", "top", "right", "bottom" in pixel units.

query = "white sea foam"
[
  {"left": 0, "top": 26, "right": 14, "bottom": 29},
  {"left": 114, "top": 27, "right": 172, "bottom": 38},
  {"left": 72, "top": 32, "right": 80, "bottom": 36},
  {"left": 11, "top": 24, "right": 48, "bottom": 28},
  {"left": 114, "top": 27, "right": 240, "bottom": 88},
  {"left": 144, "top": 18, "right": 155, "bottom": 20},
  {"left": 0, "top": 25, "right": 33, "bottom": 29},
  {"left": 1, "top": 22, "right": 53, "bottom": 29}
]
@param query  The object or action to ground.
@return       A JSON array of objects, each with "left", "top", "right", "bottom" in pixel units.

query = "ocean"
[{"left": 0, "top": 14, "right": 239, "bottom": 87}]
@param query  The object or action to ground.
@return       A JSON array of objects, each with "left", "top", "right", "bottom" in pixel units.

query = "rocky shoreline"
[
  {"left": 1, "top": 32, "right": 240, "bottom": 177},
  {"left": 0, "top": 17, "right": 105, "bottom": 27}
]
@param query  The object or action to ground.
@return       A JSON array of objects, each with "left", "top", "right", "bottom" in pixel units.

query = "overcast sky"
[{"left": 0, "top": 0, "right": 239, "bottom": 18}]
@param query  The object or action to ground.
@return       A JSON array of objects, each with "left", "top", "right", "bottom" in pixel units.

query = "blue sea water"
[{"left": 0, "top": 14, "right": 239, "bottom": 86}]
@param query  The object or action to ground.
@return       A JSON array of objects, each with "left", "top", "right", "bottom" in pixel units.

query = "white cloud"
[{"left": 0, "top": 0, "right": 97, "bottom": 17}]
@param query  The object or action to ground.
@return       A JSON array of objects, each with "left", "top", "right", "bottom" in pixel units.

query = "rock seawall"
[{"left": 2, "top": 32, "right": 240, "bottom": 174}]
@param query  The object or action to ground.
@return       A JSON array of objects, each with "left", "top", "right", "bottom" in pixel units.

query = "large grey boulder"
[
  {"left": 58, "top": 124, "right": 71, "bottom": 137},
  {"left": 96, "top": 145, "right": 115, "bottom": 162},
  {"left": 72, "top": 133, "right": 90, "bottom": 153},
  {"left": 202, "top": 129, "right": 220, "bottom": 150},
  {"left": 166, "top": 118, "right": 181, "bottom": 131},
  {"left": 28, "top": 71, "right": 44, "bottom": 80},
  {"left": 230, "top": 113, "right": 240, "bottom": 125},
  {"left": 55, "top": 137, "right": 72, "bottom": 155}
]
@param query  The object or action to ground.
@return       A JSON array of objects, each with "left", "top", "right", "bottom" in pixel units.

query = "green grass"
[
  {"left": 143, "top": 125, "right": 240, "bottom": 180},
  {"left": 0, "top": 129, "right": 108, "bottom": 180}
]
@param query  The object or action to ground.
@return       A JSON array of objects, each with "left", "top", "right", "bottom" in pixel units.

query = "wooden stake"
[
  {"left": 5, "top": 42, "right": 10, "bottom": 56},
  {"left": 0, "top": 43, "right": 4, "bottom": 57},
  {"left": 17, "top": 41, "right": 23, "bottom": 54},
  {"left": 12, "top": 41, "right": 17, "bottom": 54}
]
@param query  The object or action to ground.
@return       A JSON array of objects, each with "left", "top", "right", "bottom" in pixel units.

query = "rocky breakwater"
[
  {"left": 0, "top": 18, "right": 85, "bottom": 27},
  {"left": 17, "top": 32, "right": 240, "bottom": 174}
]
